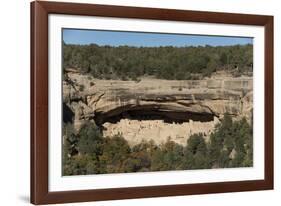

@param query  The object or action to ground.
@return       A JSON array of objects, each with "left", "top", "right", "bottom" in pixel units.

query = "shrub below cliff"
[{"left": 63, "top": 114, "right": 253, "bottom": 175}]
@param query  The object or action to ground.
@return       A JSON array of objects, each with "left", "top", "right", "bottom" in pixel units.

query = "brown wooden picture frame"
[{"left": 31, "top": 1, "right": 274, "bottom": 204}]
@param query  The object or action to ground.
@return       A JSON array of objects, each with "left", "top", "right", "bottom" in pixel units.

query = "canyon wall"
[{"left": 63, "top": 72, "right": 253, "bottom": 145}]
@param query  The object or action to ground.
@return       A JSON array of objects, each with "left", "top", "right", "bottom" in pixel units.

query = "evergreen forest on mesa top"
[{"left": 63, "top": 43, "right": 253, "bottom": 80}]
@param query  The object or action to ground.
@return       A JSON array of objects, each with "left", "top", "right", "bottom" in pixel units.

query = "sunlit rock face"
[{"left": 63, "top": 72, "right": 253, "bottom": 145}]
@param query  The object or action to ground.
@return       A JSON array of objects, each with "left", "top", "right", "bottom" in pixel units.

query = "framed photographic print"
[{"left": 31, "top": 1, "right": 274, "bottom": 204}]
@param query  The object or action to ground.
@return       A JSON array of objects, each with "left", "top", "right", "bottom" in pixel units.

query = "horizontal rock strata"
[{"left": 63, "top": 73, "right": 253, "bottom": 145}]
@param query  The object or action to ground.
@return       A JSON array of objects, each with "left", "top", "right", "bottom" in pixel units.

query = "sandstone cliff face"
[{"left": 63, "top": 73, "right": 253, "bottom": 145}]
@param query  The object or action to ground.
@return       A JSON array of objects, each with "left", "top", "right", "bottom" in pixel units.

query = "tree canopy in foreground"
[{"left": 63, "top": 114, "right": 253, "bottom": 175}]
